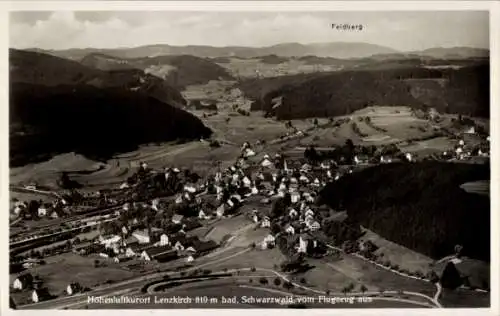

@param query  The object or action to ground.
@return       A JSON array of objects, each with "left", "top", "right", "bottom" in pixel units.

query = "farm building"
[
  {"left": 32, "top": 288, "right": 52, "bottom": 303},
  {"left": 158, "top": 234, "right": 170, "bottom": 246},
  {"left": 172, "top": 214, "right": 184, "bottom": 224},
  {"left": 297, "top": 235, "right": 309, "bottom": 253},
  {"left": 261, "top": 234, "right": 276, "bottom": 250},
  {"left": 132, "top": 228, "right": 163, "bottom": 244},
  {"left": 13, "top": 273, "right": 33, "bottom": 290},
  {"left": 141, "top": 246, "right": 177, "bottom": 262},
  {"left": 261, "top": 156, "right": 273, "bottom": 168},
  {"left": 99, "top": 234, "right": 122, "bottom": 247},
  {"left": 66, "top": 282, "right": 83, "bottom": 296},
  {"left": 37, "top": 206, "right": 48, "bottom": 217},
  {"left": 261, "top": 216, "right": 271, "bottom": 228},
  {"left": 191, "top": 240, "right": 218, "bottom": 256}
]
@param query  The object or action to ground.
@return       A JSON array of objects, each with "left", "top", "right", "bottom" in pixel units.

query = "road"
[{"left": 325, "top": 244, "right": 443, "bottom": 308}]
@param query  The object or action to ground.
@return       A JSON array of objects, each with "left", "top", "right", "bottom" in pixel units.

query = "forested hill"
[
  {"left": 318, "top": 161, "right": 490, "bottom": 262},
  {"left": 10, "top": 83, "right": 212, "bottom": 167},
  {"left": 242, "top": 63, "right": 489, "bottom": 120}
]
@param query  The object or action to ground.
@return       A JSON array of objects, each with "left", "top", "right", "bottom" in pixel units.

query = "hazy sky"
[{"left": 9, "top": 11, "right": 489, "bottom": 51}]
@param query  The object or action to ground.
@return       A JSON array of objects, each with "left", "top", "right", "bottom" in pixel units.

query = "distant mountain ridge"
[
  {"left": 10, "top": 48, "right": 187, "bottom": 107},
  {"left": 26, "top": 43, "right": 489, "bottom": 60}
]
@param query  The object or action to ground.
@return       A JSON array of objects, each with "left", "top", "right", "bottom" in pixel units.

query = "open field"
[
  {"left": 10, "top": 252, "right": 138, "bottom": 305},
  {"left": 460, "top": 180, "right": 490, "bottom": 196},
  {"left": 216, "top": 57, "right": 339, "bottom": 79},
  {"left": 334, "top": 256, "right": 436, "bottom": 296},
  {"left": 302, "top": 258, "right": 370, "bottom": 293},
  {"left": 399, "top": 137, "right": 456, "bottom": 155},
  {"left": 201, "top": 248, "right": 286, "bottom": 271},
  {"left": 352, "top": 107, "right": 435, "bottom": 144},
  {"left": 361, "top": 228, "right": 434, "bottom": 273},
  {"left": 181, "top": 80, "right": 252, "bottom": 111},
  {"left": 202, "top": 215, "right": 254, "bottom": 244}
]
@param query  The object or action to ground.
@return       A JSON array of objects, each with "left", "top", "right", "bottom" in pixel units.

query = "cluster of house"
[
  {"left": 12, "top": 272, "right": 85, "bottom": 303},
  {"left": 449, "top": 137, "right": 490, "bottom": 161},
  {"left": 74, "top": 222, "right": 218, "bottom": 266},
  {"left": 10, "top": 198, "right": 70, "bottom": 220}
]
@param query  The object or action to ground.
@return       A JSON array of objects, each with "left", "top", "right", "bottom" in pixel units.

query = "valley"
[{"left": 8, "top": 40, "right": 491, "bottom": 310}]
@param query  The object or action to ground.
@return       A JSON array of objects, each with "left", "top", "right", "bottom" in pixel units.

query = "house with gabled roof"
[
  {"left": 261, "top": 234, "right": 276, "bottom": 250},
  {"left": 99, "top": 234, "right": 122, "bottom": 247},
  {"left": 141, "top": 245, "right": 177, "bottom": 262},
  {"left": 216, "top": 204, "right": 225, "bottom": 217},
  {"left": 66, "top": 282, "right": 83, "bottom": 296},
  {"left": 297, "top": 234, "right": 309, "bottom": 253},
  {"left": 261, "top": 216, "right": 271, "bottom": 228},
  {"left": 13, "top": 273, "right": 33, "bottom": 291},
  {"left": 308, "top": 221, "right": 321, "bottom": 232},
  {"left": 285, "top": 225, "right": 296, "bottom": 235},
  {"left": 171, "top": 214, "right": 184, "bottom": 224},
  {"left": 32, "top": 288, "right": 52, "bottom": 303},
  {"left": 261, "top": 156, "right": 273, "bottom": 168}
]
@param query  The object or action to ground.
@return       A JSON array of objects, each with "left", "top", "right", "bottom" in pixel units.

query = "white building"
[
  {"left": 66, "top": 283, "right": 82, "bottom": 296},
  {"left": 99, "top": 235, "right": 122, "bottom": 247},
  {"left": 308, "top": 221, "right": 321, "bottom": 232},
  {"left": 242, "top": 176, "right": 252, "bottom": 187},
  {"left": 13, "top": 274, "right": 33, "bottom": 290},
  {"left": 172, "top": 214, "right": 184, "bottom": 224},
  {"left": 151, "top": 198, "right": 160, "bottom": 211},
  {"left": 405, "top": 153, "right": 413, "bottom": 162},
  {"left": 37, "top": 207, "right": 47, "bottom": 217},
  {"left": 261, "top": 216, "right": 271, "bottom": 228},
  {"left": 299, "top": 175, "right": 310, "bottom": 183},
  {"left": 159, "top": 234, "right": 170, "bottom": 246},
  {"left": 125, "top": 247, "right": 136, "bottom": 258},
  {"left": 131, "top": 231, "right": 151, "bottom": 244},
  {"left": 174, "top": 241, "right": 185, "bottom": 251},
  {"left": 32, "top": 288, "right": 51, "bottom": 303},
  {"left": 216, "top": 204, "right": 225, "bottom": 217},
  {"left": 198, "top": 210, "right": 209, "bottom": 220},
  {"left": 261, "top": 158, "right": 273, "bottom": 168},
  {"left": 244, "top": 148, "right": 256, "bottom": 158},
  {"left": 297, "top": 235, "right": 308, "bottom": 253},
  {"left": 251, "top": 186, "right": 259, "bottom": 195},
  {"left": 261, "top": 234, "right": 276, "bottom": 249}
]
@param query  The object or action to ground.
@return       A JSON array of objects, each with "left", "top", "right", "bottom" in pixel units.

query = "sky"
[{"left": 9, "top": 11, "right": 489, "bottom": 51}]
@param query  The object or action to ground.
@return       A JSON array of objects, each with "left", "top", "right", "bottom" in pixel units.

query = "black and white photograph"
[{"left": 3, "top": 2, "right": 497, "bottom": 313}]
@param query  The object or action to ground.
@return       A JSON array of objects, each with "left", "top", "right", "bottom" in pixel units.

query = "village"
[{"left": 9, "top": 119, "right": 491, "bottom": 306}]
